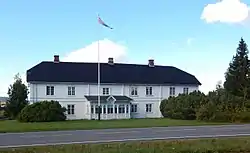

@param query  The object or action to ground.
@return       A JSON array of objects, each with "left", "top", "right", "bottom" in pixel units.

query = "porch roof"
[{"left": 84, "top": 95, "right": 133, "bottom": 103}]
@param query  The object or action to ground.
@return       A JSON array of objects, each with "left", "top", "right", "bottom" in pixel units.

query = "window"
[
  {"left": 131, "top": 104, "right": 138, "bottom": 112},
  {"left": 170, "top": 87, "right": 175, "bottom": 96},
  {"left": 183, "top": 87, "right": 189, "bottom": 94},
  {"left": 103, "top": 105, "right": 106, "bottom": 114},
  {"left": 67, "top": 104, "right": 75, "bottom": 115},
  {"left": 46, "top": 86, "right": 54, "bottom": 95},
  {"left": 146, "top": 104, "right": 152, "bottom": 113},
  {"left": 126, "top": 105, "right": 129, "bottom": 113},
  {"left": 130, "top": 86, "right": 138, "bottom": 96},
  {"left": 102, "top": 88, "right": 110, "bottom": 95},
  {"left": 146, "top": 86, "right": 153, "bottom": 96},
  {"left": 118, "top": 104, "right": 125, "bottom": 113},
  {"left": 115, "top": 105, "right": 118, "bottom": 114},
  {"left": 68, "top": 86, "right": 75, "bottom": 95},
  {"left": 95, "top": 105, "right": 102, "bottom": 114},
  {"left": 107, "top": 105, "right": 113, "bottom": 114},
  {"left": 91, "top": 105, "right": 94, "bottom": 114}
]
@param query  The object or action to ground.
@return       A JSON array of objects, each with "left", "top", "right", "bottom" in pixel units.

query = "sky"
[{"left": 0, "top": 0, "right": 250, "bottom": 96}]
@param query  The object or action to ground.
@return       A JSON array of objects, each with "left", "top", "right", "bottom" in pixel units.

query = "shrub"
[
  {"left": 232, "top": 111, "right": 250, "bottom": 123},
  {"left": 160, "top": 91, "right": 206, "bottom": 120},
  {"left": 17, "top": 100, "right": 66, "bottom": 122},
  {"left": 196, "top": 101, "right": 216, "bottom": 121}
]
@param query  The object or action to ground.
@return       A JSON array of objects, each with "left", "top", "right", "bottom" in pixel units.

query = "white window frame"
[
  {"left": 146, "top": 104, "right": 152, "bottom": 113},
  {"left": 107, "top": 105, "right": 113, "bottom": 114},
  {"left": 183, "top": 87, "right": 189, "bottom": 94},
  {"left": 67, "top": 104, "right": 75, "bottom": 115},
  {"left": 118, "top": 104, "right": 125, "bottom": 114},
  {"left": 169, "top": 87, "right": 175, "bottom": 96},
  {"left": 130, "top": 86, "right": 138, "bottom": 96},
  {"left": 146, "top": 86, "right": 153, "bottom": 96},
  {"left": 46, "top": 86, "right": 54, "bottom": 95},
  {"left": 102, "top": 88, "right": 110, "bottom": 95},
  {"left": 131, "top": 104, "right": 138, "bottom": 113},
  {"left": 68, "top": 86, "right": 75, "bottom": 95}
]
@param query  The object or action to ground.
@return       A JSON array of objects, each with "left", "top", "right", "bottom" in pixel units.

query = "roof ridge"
[{"left": 41, "top": 61, "right": 175, "bottom": 67}]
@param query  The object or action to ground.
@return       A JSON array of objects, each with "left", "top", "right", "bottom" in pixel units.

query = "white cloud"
[
  {"left": 62, "top": 39, "right": 128, "bottom": 63},
  {"left": 201, "top": 0, "right": 249, "bottom": 23}
]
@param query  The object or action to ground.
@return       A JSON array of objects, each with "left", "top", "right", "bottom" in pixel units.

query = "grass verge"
[
  {"left": 0, "top": 118, "right": 229, "bottom": 133},
  {"left": 1, "top": 137, "right": 250, "bottom": 153}
]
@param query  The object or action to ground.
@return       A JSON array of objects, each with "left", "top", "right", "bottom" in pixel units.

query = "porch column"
[
  {"left": 92, "top": 104, "right": 95, "bottom": 119},
  {"left": 106, "top": 104, "right": 108, "bottom": 115},
  {"left": 125, "top": 104, "right": 127, "bottom": 118}
]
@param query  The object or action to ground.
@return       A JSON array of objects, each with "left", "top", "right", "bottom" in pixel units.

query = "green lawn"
[
  {"left": 1, "top": 137, "right": 250, "bottom": 153},
  {"left": 0, "top": 118, "right": 229, "bottom": 133}
]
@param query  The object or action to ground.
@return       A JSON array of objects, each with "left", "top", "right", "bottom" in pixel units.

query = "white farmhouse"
[{"left": 26, "top": 55, "right": 201, "bottom": 120}]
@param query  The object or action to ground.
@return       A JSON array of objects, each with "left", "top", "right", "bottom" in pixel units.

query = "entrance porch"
[{"left": 85, "top": 95, "right": 133, "bottom": 120}]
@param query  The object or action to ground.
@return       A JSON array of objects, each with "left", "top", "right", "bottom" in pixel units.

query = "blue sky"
[{"left": 0, "top": 0, "right": 250, "bottom": 96}]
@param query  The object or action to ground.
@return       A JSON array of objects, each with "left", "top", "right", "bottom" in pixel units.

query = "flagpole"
[
  {"left": 97, "top": 13, "right": 101, "bottom": 121},
  {"left": 97, "top": 14, "right": 112, "bottom": 121}
]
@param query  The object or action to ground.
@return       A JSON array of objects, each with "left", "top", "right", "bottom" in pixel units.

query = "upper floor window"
[
  {"left": 170, "top": 87, "right": 175, "bottom": 96},
  {"left": 102, "top": 88, "right": 110, "bottom": 95},
  {"left": 183, "top": 87, "right": 189, "bottom": 94},
  {"left": 146, "top": 104, "right": 152, "bottom": 113},
  {"left": 130, "top": 86, "right": 138, "bottom": 96},
  {"left": 46, "top": 86, "right": 54, "bottom": 95},
  {"left": 146, "top": 86, "right": 153, "bottom": 96},
  {"left": 67, "top": 104, "right": 75, "bottom": 115},
  {"left": 68, "top": 86, "right": 75, "bottom": 95}
]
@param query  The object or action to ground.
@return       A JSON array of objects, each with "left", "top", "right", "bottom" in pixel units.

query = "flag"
[{"left": 98, "top": 16, "right": 113, "bottom": 29}]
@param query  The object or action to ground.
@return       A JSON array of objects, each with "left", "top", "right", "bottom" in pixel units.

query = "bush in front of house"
[
  {"left": 17, "top": 100, "right": 66, "bottom": 122},
  {"left": 160, "top": 91, "right": 206, "bottom": 120}
]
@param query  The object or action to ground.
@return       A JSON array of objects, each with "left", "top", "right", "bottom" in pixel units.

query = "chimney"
[
  {"left": 54, "top": 55, "right": 59, "bottom": 63},
  {"left": 148, "top": 59, "right": 154, "bottom": 67},
  {"left": 108, "top": 57, "right": 114, "bottom": 65}
]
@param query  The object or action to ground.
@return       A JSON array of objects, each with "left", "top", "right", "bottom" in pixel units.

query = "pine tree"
[
  {"left": 224, "top": 37, "right": 250, "bottom": 99},
  {"left": 5, "top": 73, "right": 29, "bottom": 119}
]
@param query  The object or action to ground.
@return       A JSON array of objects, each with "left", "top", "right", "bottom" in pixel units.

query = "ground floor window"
[
  {"left": 146, "top": 104, "right": 152, "bottom": 113},
  {"left": 115, "top": 105, "right": 118, "bottom": 114},
  {"left": 107, "top": 105, "right": 113, "bottom": 114},
  {"left": 90, "top": 104, "right": 130, "bottom": 115},
  {"left": 131, "top": 104, "right": 138, "bottom": 112},
  {"left": 95, "top": 105, "right": 102, "bottom": 114},
  {"left": 91, "top": 105, "right": 94, "bottom": 114},
  {"left": 103, "top": 105, "right": 106, "bottom": 114},
  {"left": 118, "top": 104, "right": 125, "bottom": 113},
  {"left": 67, "top": 104, "right": 75, "bottom": 115}
]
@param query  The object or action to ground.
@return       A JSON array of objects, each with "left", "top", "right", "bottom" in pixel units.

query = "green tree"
[
  {"left": 5, "top": 73, "right": 29, "bottom": 119},
  {"left": 18, "top": 100, "right": 66, "bottom": 122},
  {"left": 224, "top": 37, "right": 250, "bottom": 100}
]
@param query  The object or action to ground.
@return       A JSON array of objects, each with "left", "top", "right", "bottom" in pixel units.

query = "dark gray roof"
[
  {"left": 0, "top": 97, "right": 8, "bottom": 102},
  {"left": 26, "top": 61, "right": 201, "bottom": 85},
  {"left": 85, "top": 95, "right": 132, "bottom": 103}
]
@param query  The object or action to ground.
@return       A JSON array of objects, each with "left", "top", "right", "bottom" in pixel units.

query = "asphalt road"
[{"left": 1, "top": 124, "right": 250, "bottom": 148}]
